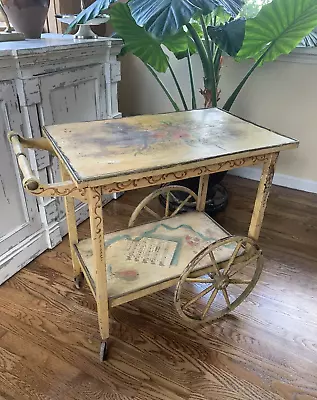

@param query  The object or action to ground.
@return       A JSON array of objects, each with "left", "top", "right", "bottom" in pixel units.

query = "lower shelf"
[{"left": 75, "top": 212, "right": 234, "bottom": 306}]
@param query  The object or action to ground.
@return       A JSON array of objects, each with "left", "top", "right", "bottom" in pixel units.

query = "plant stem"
[
  {"left": 200, "top": 15, "right": 213, "bottom": 62},
  {"left": 186, "top": 22, "right": 217, "bottom": 107},
  {"left": 213, "top": 47, "right": 222, "bottom": 84},
  {"left": 186, "top": 23, "right": 210, "bottom": 78},
  {"left": 200, "top": 15, "right": 217, "bottom": 107},
  {"left": 223, "top": 52, "right": 267, "bottom": 111},
  {"left": 145, "top": 63, "right": 180, "bottom": 112},
  {"left": 168, "top": 61, "right": 188, "bottom": 111},
  {"left": 186, "top": 50, "right": 197, "bottom": 109}
]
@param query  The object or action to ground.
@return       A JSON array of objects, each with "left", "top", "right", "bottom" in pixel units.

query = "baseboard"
[
  {"left": 0, "top": 229, "right": 47, "bottom": 285},
  {"left": 229, "top": 167, "right": 317, "bottom": 194}
]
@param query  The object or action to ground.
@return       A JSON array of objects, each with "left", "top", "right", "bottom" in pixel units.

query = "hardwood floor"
[{"left": 0, "top": 175, "right": 317, "bottom": 400}]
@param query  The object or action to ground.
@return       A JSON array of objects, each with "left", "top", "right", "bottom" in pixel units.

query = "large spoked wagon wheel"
[
  {"left": 128, "top": 185, "right": 198, "bottom": 228},
  {"left": 174, "top": 236, "right": 263, "bottom": 324}
]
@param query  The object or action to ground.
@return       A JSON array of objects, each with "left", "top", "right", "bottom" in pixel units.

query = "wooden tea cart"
[{"left": 8, "top": 109, "right": 298, "bottom": 361}]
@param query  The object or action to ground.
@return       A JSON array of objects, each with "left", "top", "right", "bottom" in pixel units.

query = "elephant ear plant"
[
  {"left": 68, "top": 0, "right": 317, "bottom": 113},
  {"left": 67, "top": 0, "right": 317, "bottom": 215},
  {"left": 68, "top": 0, "right": 244, "bottom": 110}
]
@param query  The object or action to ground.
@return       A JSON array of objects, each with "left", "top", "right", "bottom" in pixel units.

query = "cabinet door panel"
[
  {"left": 0, "top": 82, "right": 42, "bottom": 258},
  {"left": 39, "top": 64, "right": 106, "bottom": 125},
  {"left": 50, "top": 78, "right": 100, "bottom": 124},
  {"left": 35, "top": 66, "right": 111, "bottom": 242}
]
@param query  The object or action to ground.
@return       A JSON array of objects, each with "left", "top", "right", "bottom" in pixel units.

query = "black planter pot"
[
  {"left": 159, "top": 172, "right": 228, "bottom": 217},
  {"left": 177, "top": 171, "right": 227, "bottom": 195}
]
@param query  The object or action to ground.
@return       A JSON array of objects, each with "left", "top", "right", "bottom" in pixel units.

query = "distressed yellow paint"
[
  {"left": 9, "top": 109, "right": 299, "bottom": 360},
  {"left": 43, "top": 108, "right": 298, "bottom": 185}
]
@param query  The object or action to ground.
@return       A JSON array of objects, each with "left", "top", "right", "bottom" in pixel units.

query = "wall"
[
  {"left": 45, "top": 0, "right": 80, "bottom": 33},
  {"left": 119, "top": 49, "right": 317, "bottom": 193}
]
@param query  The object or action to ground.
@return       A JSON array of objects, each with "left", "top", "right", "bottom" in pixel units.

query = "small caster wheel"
[
  {"left": 99, "top": 340, "right": 108, "bottom": 362},
  {"left": 74, "top": 272, "right": 84, "bottom": 290}
]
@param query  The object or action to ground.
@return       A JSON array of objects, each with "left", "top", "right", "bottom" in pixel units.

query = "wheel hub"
[{"left": 213, "top": 274, "right": 229, "bottom": 289}]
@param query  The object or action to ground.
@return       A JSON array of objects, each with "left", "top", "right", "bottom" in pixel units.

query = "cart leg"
[
  {"left": 88, "top": 187, "right": 110, "bottom": 362},
  {"left": 196, "top": 175, "right": 209, "bottom": 212},
  {"left": 60, "top": 165, "right": 83, "bottom": 289},
  {"left": 248, "top": 153, "right": 279, "bottom": 241}
]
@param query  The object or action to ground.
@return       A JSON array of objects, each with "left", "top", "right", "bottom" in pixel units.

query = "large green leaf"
[
  {"left": 128, "top": 0, "right": 244, "bottom": 39},
  {"left": 190, "top": 7, "right": 231, "bottom": 39},
  {"left": 208, "top": 19, "right": 246, "bottom": 56},
  {"left": 163, "top": 29, "right": 197, "bottom": 59},
  {"left": 214, "top": 5, "right": 232, "bottom": 24},
  {"left": 238, "top": 0, "right": 317, "bottom": 62},
  {"left": 190, "top": 20, "right": 204, "bottom": 38},
  {"left": 110, "top": 3, "right": 169, "bottom": 73},
  {"left": 66, "top": 0, "right": 116, "bottom": 33}
]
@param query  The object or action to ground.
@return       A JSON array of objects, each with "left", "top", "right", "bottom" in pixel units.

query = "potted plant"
[{"left": 68, "top": 0, "right": 317, "bottom": 214}]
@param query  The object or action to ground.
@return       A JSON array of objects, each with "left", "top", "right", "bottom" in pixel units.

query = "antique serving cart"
[{"left": 8, "top": 109, "right": 298, "bottom": 361}]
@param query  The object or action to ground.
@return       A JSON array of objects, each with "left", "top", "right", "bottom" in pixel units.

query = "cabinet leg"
[
  {"left": 60, "top": 165, "right": 82, "bottom": 286},
  {"left": 112, "top": 192, "right": 123, "bottom": 200},
  {"left": 100, "top": 340, "right": 109, "bottom": 362},
  {"left": 88, "top": 187, "right": 110, "bottom": 360},
  {"left": 248, "top": 152, "right": 279, "bottom": 241},
  {"left": 74, "top": 272, "right": 84, "bottom": 290}
]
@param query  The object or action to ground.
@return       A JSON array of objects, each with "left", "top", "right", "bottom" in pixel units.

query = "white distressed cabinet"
[{"left": 0, "top": 34, "right": 122, "bottom": 284}]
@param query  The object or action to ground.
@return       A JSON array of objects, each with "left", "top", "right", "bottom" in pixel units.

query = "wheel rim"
[
  {"left": 128, "top": 185, "right": 198, "bottom": 227},
  {"left": 174, "top": 236, "right": 263, "bottom": 324}
]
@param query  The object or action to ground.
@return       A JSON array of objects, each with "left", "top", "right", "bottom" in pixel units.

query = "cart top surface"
[{"left": 43, "top": 108, "right": 298, "bottom": 184}]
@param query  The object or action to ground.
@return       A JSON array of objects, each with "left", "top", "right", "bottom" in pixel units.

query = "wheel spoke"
[
  {"left": 170, "top": 192, "right": 179, "bottom": 203},
  {"left": 229, "top": 278, "right": 252, "bottom": 285},
  {"left": 209, "top": 251, "right": 221, "bottom": 276},
  {"left": 182, "top": 284, "right": 214, "bottom": 310},
  {"left": 165, "top": 192, "right": 170, "bottom": 217},
  {"left": 202, "top": 288, "right": 218, "bottom": 319},
  {"left": 229, "top": 252, "right": 261, "bottom": 278},
  {"left": 144, "top": 205, "right": 161, "bottom": 220},
  {"left": 222, "top": 288, "right": 231, "bottom": 309},
  {"left": 186, "top": 277, "right": 214, "bottom": 283},
  {"left": 223, "top": 239, "right": 245, "bottom": 275},
  {"left": 170, "top": 194, "right": 192, "bottom": 217}
]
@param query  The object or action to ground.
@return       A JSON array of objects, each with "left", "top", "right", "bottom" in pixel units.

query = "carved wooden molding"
[
  {"left": 101, "top": 154, "right": 270, "bottom": 194},
  {"left": 28, "top": 181, "right": 88, "bottom": 202}
]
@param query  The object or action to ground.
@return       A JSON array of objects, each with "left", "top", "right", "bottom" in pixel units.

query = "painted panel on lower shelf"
[{"left": 76, "top": 212, "right": 234, "bottom": 300}]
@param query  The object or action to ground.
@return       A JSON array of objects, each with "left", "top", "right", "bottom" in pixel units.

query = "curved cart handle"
[
  {"left": 8, "top": 132, "right": 41, "bottom": 191},
  {"left": 7, "top": 132, "right": 87, "bottom": 202}
]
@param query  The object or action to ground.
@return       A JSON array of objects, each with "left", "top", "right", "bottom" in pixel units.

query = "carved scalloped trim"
[{"left": 101, "top": 155, "right": 270, "bottom": 194}]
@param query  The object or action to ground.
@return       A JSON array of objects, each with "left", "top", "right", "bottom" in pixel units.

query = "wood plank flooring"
[{"left": 0, "top": 175, "right": 317, "bottom": 400}]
